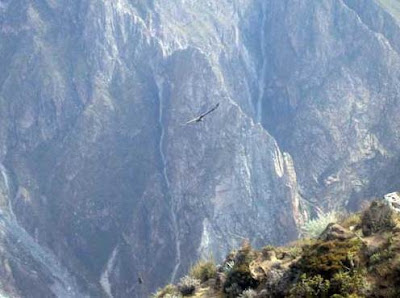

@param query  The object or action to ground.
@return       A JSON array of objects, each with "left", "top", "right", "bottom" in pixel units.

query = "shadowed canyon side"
[
  {"left": 0, "top": 1, "right": 301, "bottom": 297},
  {"left": 251, "top": 0, "right": 400, "bottom": 210},
  {"left": 1, "top": 0, "right": 400, "bottom": 297}
]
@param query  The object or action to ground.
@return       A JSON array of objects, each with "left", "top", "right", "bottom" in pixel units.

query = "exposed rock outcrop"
[{"left": 319, "top": 223, "right": 357, "bottom": 241}]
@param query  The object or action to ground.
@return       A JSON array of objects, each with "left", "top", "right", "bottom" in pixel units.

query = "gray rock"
[
  {"left": 319, "top": 223, "right": 356, "bottom": 241},
  {"left": 1, "top": 0, "right": 400, "bottom": 296}
]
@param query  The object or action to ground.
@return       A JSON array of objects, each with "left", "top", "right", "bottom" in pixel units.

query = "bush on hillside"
[
  {"left": 361, "top": 201, "right": 395, "bottom": 236},
  {"left": 152, "top": 284, "right": 181, "bottom": 298},
  {"left": 297, "top": 238, "right": 362, "bottom": 279},
  {"left": 224, "top": 240, "right": 259, "bottom": 297},
  {"left": 330, "top": 270, "right": 368, "bottom": 296},
  {"left": 189, "top": 258, "right": 217, "bottom": 282},
  {"left": 177, "top": 276, "right": 200, "bottom": 296},
  {"left": 301, "top": 212, "right": 338, "bottom": 239},
  {"left": 289, "top": 274, "right": 330, "bottom": 298}
]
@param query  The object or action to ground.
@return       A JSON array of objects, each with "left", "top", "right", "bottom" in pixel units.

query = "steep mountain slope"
[
  {"left": 0, "top": 1, "right": 301, "bottom": 296},
  {"left": 256, "top": 0, "right": 400, "bottom": 210},
  {"left": 0, "top": 0, "right": 400, "bottom": 297}
]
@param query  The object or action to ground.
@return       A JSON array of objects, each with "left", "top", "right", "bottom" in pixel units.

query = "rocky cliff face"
[
  {"left": 0, "top": 0, "right": 399, "bottom": 297},
  {"left": 258, "top": 0, "right": 400, "bottom": 211}
]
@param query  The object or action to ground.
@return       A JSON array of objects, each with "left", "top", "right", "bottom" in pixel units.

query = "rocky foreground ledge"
[{"left": 154, "top": 198, "right": 400, "bottom": 297}]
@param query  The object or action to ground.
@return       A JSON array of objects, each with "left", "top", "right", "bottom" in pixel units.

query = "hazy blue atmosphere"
[{"left": 1, "top": 0, "right": 400, "bottom": 297}]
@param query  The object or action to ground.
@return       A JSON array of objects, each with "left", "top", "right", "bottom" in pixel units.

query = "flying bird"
[
  {"left": 138, "top": 275, "right": 143, "bottom": 285},
  {"left": 184, "top": 103, "right": 220, "bottom": 125}
]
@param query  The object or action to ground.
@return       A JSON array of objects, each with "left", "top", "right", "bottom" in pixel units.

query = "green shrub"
[
  {"left": 289, "top": 274, "right": 330, "bottom": 298},
  {"left": 286, "top": 245, "right": 303, "bottom": 259},
  {"left": 189, "top": 259, "right": 217, "bottom": 282},
  {"left": 297, "top": 239, "right": 362, "bottom": 279},
  {"left": 369, "top": 249, "right": 393, "bottom": 266},
  {"left": 177, "top": 276, "right": 200, "bottom": 296},
  {"left": 330, "top": 271, "right": 367, "bottom": 296},
  {"left": 301, "top": 212, "right": 338, "bottom": 239},
  {"left": 289, "top": 271, "right": 366, "bottom": 298},
  {"left": 223, "top": 264, "right": 259, "bottom": 297},
  {"left": 369, "top": 252, "right": 383, "bottom": 265},
  {"left": 224, "top": 241, "right": 259, "bottom": 297},
  {"left": 236, "top": 239, "right": 256, "bottom": 264}
]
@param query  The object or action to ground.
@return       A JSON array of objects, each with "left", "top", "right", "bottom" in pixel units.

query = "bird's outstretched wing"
[
  {"left": 200, "top": 103, "right": 220, "bottom": 118},
  {"left": 183, "top": 103, "right": 220, "bottom": 125},
  {"left": 184, "top": 117, "right": 200, "bottom": 125}
]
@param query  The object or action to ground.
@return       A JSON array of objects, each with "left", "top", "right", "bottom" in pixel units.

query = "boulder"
[{"left": 319, "top": 223, "right": 356, "bottom": 241}]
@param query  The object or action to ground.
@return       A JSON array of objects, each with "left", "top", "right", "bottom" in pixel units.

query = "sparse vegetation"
[
  {"left": 289, "top": 270, "right": 367, "bottom": 297},
  {"left": 339, "top": 213, "right": 361, "bottom": 230},
  {"left": 177, "top": 276, "right": 200, "bottom": 296},
  {"left": 223, "top": 240, "right": 259, "bottom": 297},
  {"left": 160, "top": 199, "right": 400, "bottom": 297},
  {"left": 330, "top": 270, "right": 368, "bottom": 296},
  {"left": 297, "top": 238, "right": 363, "bottom": 278},
  {"left": 261, "top": 245, "right": 275, "bottom": 258},
  {"left": 289, "top": 274, "right": 330, "bottom": 298},
  {"left": 224, "top": 263, "right": 259, "bottom": 297},
  {"left": 189, "top": 258, "right": 217, "bottom": 282},
  {"left": 152, "top": 284, "right": 181, "bottom": 298},
  {"left": 369, "top": 246, "right": 394, "bottom": 266}
]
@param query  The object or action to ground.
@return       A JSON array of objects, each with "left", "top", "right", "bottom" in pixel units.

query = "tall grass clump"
[
  {"left": 189, "top": 258, "right": 217, "bottom": 282},
  {"left": 301, "top": 212, "right": 338, "bottom": 239}
]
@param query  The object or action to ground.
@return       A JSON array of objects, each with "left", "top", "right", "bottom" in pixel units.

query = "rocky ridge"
[{"left": 156, "top": 196, "right": 400, "bottom": 297}]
